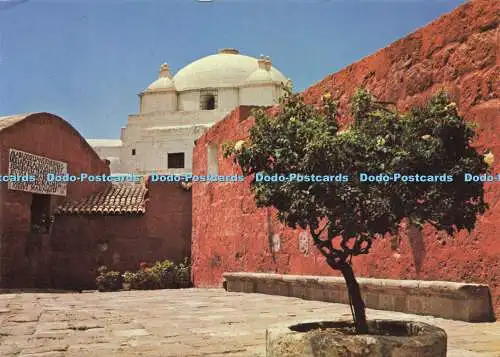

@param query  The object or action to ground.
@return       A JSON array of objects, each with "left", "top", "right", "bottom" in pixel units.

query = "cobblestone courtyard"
[{"left": 0, "top": 288, "right": 498, "bottom": 357}]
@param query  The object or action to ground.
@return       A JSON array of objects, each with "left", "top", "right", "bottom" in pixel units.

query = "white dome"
[
  {"left": 244, "top": 56, "right": 284, "bottom": 86},
  {"left": 146, "top": 63, "right": 175, "bottom": 92},
  {"left": 148, "top": 77, "right": 175, "bottom": 91},
  {"left": 173, "top": 49, "right": 287, "bottom": 91},
  {"left": 244, "top": 69, "right": 273, "bottom": 84}
]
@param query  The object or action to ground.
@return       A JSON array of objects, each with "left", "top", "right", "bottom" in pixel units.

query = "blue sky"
[{"left": 0, "top": 0, "right": 465, "bottom": 139}]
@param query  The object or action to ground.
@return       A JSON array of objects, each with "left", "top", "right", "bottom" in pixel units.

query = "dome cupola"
[
  {"left": 243, "top": 55, "right": 275, "bottom": 85},
  {"left": 146, "top": 63, "right": 176, "bottom": 92}
]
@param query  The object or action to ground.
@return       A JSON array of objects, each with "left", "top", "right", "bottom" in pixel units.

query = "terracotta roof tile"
[{"left": 55, "top": 183, "right": 147, "bottom": 216}]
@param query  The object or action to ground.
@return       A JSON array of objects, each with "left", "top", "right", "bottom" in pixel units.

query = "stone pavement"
[{"left": 0, "top": 288, "right": 498, "bottom": 357}]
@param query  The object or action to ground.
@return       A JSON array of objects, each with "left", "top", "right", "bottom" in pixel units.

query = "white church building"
[{"left": 87, "top": 48, "right": 289, "bottom": 175}]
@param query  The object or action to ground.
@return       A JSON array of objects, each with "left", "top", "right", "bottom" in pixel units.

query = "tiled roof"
[
  {"left": 0, "top": 113, "right": 33, "bottom": 132},
  {"left": 55, "top": 183, "right": 148, "bottom": 215}
]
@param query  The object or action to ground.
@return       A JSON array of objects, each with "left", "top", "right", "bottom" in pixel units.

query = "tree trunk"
[{"left": 339, "top": 263, "right": 369, "bottom": 334}]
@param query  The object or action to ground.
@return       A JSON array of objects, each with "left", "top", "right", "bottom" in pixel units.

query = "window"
[
  {"left": 131, "top": 149, "right": 136, "bottom": 156},
  {"left": 207, "top": 144, "right": 218, "bottom": 175},
  {"left": 200, "top": 90, "right": 218, "bottom": 110},
  {"left": 168, "top": 152, "right": 185, "bottom": 169},
  {"left": 30, "top": 194, "right": 51, "bottom": 233}
]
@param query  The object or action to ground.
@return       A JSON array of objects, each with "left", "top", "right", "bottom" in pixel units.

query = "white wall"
[
  {"left": 89, "top": 145, "right": 123, "bottom": 172},
  {"left": 141, "top": 91, "right": 177, "bottom": 113},
  {"left": 178, "top": 91, "right": 200, "bottom": 111},
  {"left": 178, "top": 88, "right": 241, "bottom": 112},
  {"left": 128, "top": 109, "right": 232, "bottom": 127},
  {"left": 240, "top": 84, "right": 277, "bottom": 106},
  {"left": 217, "top": 88, "right": 239, "bottom": 110},
  {"left": 106, "top": 157, "right": 122, "bottom": 173},
  {"left": 120, "top": 126, "right": 207, "bottom": 174},
  {"left": 91, "top": 145, "right": 121, "bottom": 159}
]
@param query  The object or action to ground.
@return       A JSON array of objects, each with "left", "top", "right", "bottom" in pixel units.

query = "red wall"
[
  {"left": 0, "top": 113, "right": 110, "bottom": 287},
  {"left": 191, "top": 0, "right": 500, "bottom": 318},
  {"left": 50, "top": 180, "right": 192, "bottom": 289}
]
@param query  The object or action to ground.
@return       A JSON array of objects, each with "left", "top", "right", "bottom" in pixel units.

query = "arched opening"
[
  {"left": 200, "top": 90, "right": 218, "bottom": 110},
  {"left": 206, "top": 95, "right": 215, "bottom": 110}
]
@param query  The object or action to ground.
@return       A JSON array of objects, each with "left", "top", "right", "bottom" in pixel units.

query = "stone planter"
[
  {"left": 266, "top": 319, "right": 447, "bottom": 357},
  {"left": 122, "top": 282, "right": 131, "bottom": 290}
]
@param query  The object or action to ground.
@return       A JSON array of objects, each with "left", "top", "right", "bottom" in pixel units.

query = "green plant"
[
  {"left": 150, "top": 260, "right": 175, "bottom": 289},
  {"left": 150, "top": 260, "right": 174, "bottom": 273},
  {"left": 175, "top": 258, "right": 191, "bottom": 288},
  {"left": 96, "top": 270, "right": 123, "bottom": 292},
  {"left": 131, "top": 269, "right": 158, "bottom": 290},
  {"left": 224, "top": 84, "right": 489, "bottom": 333},
  {"left": 122, "top": 271, "right": 135, "bottom": 285}
]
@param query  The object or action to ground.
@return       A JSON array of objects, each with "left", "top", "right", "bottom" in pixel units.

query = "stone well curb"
[
  {"left": 266, "top": 319, "right": 447, "bottom": 357},
  {"left": 223, "top": 272, "right": 495, "bottom": 322}
]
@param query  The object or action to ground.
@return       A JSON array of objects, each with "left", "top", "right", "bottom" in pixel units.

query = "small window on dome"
[{"left": 200, "top": 90, "right": 218, "bottom": 110}]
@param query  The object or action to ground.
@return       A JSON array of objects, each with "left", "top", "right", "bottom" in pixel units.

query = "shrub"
[
  {"left": 175, "top": 258, "right": 191, "bottom": 288},
  {"left": 150, "top": 260, "right": 175, "bottom": 289},
  {"left": 131, "top": 269, "right": 158, "bottom": 290},
  {"left": 122, "top": 271, "right": 135, "bottom": 285},
  {"left": 96, "top": 259, "right": 192, "bottom": 291},
  {"left": 96, "top": 270, "right": 122, "bottom": 292}
]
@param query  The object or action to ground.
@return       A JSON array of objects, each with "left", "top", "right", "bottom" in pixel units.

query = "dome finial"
[
  {"left": 258, "top": 55, "right": 272, "bottom": 71},
  {"left": 217, "top": 48, "right": 239, "bottom": 55},
  {"left": 159, "top": 63, "right": 171, "bottom": 78}
]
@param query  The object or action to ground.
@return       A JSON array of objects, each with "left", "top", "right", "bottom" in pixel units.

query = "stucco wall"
[
  {"left": 240, "top": 84, "right": 278, "bottom": 106},
  {"left": 141, "top": 91, "right": 177, "bottom": 113},
  {"left": 120, "top": 125, "right": 209, "bottom": 174},
  {"left": 128, "top": 109, "right": 227, "bottom": 127},
  {"left": 91, "top": 145, "right": 122, "bottom": 172},
  {"left": 118, "top": 109, "right": 232, "bottom": 174},
  {"left": 191, "top": 0, "right": 500, "bottom": 317},
  {"left": 0, "top": 113, "right": 110, "bottom": 288},
  {"left": 178, "top": 91, "right": 201, "bottom": 112}
]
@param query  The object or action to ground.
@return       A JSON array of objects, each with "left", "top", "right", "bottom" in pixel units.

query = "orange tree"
[{"left": 224, "top": 86, "right": 489, "bottom": 333}]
